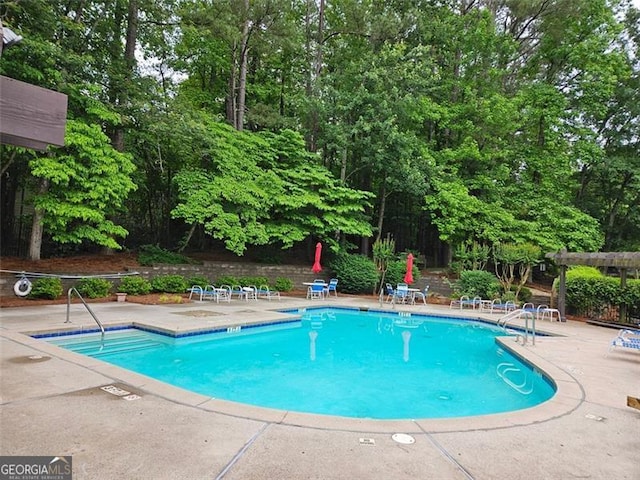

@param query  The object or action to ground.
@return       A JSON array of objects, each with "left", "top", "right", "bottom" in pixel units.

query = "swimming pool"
[{"left": 44, "top": 308, "right": 555, "bottom": 419}]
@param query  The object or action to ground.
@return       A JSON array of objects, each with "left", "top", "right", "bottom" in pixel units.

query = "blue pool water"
[{"left": 45, "top": 308, "right": 555, "bottom": 419}]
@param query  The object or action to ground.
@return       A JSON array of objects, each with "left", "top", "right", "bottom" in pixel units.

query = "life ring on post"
[{"left": 14, "top": 277, "right": 32, "bottom": 297}]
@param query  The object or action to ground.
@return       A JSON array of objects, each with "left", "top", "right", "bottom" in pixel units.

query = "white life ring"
[{"left": 14, "top": 278, "right": 32, "bottom": 297}]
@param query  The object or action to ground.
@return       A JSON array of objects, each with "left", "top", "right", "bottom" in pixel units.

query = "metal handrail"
[
  {"left": 65, "top": 287, "right": 105, "bottom": 336},
  {"left": 498, "top": 309, "right": 536, "bottom": 345}
]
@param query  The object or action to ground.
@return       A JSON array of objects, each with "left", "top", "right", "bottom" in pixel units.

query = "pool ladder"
[
  {"left": 498, "top": 309, "right": 536, "bottom": 346},
  {"left": 65, "top": 287, "right": 105, "bottom": 336}
]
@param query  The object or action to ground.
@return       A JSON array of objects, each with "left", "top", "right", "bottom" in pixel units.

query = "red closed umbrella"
[
  {"left": 312, "top": 242, "right": 323, "bottom": 273},
  {"left": 404, "top": 253, "right": 414, "bottom": 285}
]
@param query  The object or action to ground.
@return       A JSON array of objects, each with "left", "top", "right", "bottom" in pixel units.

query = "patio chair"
[
  {"left": 307, "top": 282, "right": 325, "bottom": 299},
  {"left": 609, "top": 328, "right": 640, "bottom": 352},
  {"left": 411, "top": 285, "right": 429, "bottom": 305},
  {"left": 450, "top": 295, "right": 481, "bottom": 309},
  {"left": 324, "top": 278, "right": 338, "bottom": 298},
  {"left": 534, "top": 304, "right": 561, "bottom": 322},
  {"left": 257, "top": 284, "right": 280, "bottom": 301},
  {"left": 394, "top": 283, "right": 410, "bottom": 304},
  {"left": 384, "top": 283, "right": 395, "bottom": 303},
  {"left": 188, "top": 285, "right": 205, "bottom": 301},
  {"left": 487, "top": 299, "right": 516, "bottom": 314}
]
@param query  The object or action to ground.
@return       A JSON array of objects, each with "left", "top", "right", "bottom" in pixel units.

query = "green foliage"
[
  {"left": 170, "top": 123, "right": 373, "bottom": 255},
  {"left": 186, "top": 276, "right": 210, "bottom": 288},
  {"left": 274, "top": 277, "right": 293, "bottom": 292},
  {"left": 138, "top": 245, "right": 195, "bottom": 266},
  {"left": 76, "top": 278, "right": 113, "bottom": 299},
  {"left": 510, "top": 286, "right": 532, "bottom": 303},
  {"left": 373, "top": 235, "right": 396, "bottom": 291},
  {"left": 118, "top": 276, "right": 152, "bottom": 295},
  {"left": 29, "top": 119, "right": 137, "bottom": 250},
  {"left": 566, "top": 266, "right": 604, "bottom": 280},
  {"left": 566, "top": 276, "right": 620, "bottom": 316},
  {"left": 564, "top": 267, "right": 640, "bottom": 322},
  {"left": 28, "top": 278, "right": 63, "bottom": 300},
  {"left": 151, "top": 275, "right": 188, "bottom": 293},
  {"left": 384, "top": 259, "right": 420, "bottom": 287},
  {"left": 452, "top": 242, "right": 490, "bottom": 274},
  {"left": 454, "top": 270, "right": 501, "bottom": 300},
  {"left": 238, "top": 276, "right": 269, "bottom": 286},
  {"left": 328, "top": 252, "right": 378, "bottom": 294},
  {"left": 216, "top": 275, "right": 238, "bottom": 286}
]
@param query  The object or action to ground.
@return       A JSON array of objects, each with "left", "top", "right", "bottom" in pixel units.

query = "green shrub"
[
  {"left": 274, "top": 277, "right": 293, "bottom": 292},
  {"left": 566, "top": 266, "right": 604, "bottom": 281},
  {"left": 384, "top": 259, "right": 420, "bottom": 286},
  {"left": 138, "top": 245, "right": 195, "bottom": 266},
  {"left": 29, "top": 278, "right": 63, "bottom": 299},
  {"left": 329, "top": 252, "right": 378, "bottom": 294},
  {"left": 76, "top": 278, "right": 113, "bottom": 298},
  {"left": 118, "top": 276, "right": 152, "bottom": 295},
  {"left": 216, "top": 275, "right": 239, "bottom": 286},
  {"left": 187, "top": 276, "right": 210, "bottom": 288},
  {"left": 238, "top": 276, "right": 269, "bottom": 286},
  {"left": 454, "top": 270, "right": 501, "bottom": 299},
  {"left": 151, "top": 275, "right": 188, "bottom": 293},
  {"left": 566, "top": 276, "right": 619, "bottom": 316}
]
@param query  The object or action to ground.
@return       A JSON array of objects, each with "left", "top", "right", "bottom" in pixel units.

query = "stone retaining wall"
[{"left": 0, "top": 262, "right": 454, "bottom": 297}]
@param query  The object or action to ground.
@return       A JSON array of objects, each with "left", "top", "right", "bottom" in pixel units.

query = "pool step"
[{"left": 53, "top": 333, "right": 167, "bottom": 357}]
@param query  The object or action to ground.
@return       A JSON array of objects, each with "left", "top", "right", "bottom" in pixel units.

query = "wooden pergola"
[{"left": 545, "top": 251, "right": 640, "bottom": 322}]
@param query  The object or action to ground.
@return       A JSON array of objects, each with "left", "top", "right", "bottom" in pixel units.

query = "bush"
[
  {"left": 216, "top": 275, "right": 239, "bottom": 286},
  {"left": 29, "top": 278, "right": 63, "bottom": 299},
  {"left": 138, "top": 245, "right": 196, "bottom": 266},
  {"left": 274, "top": 277, "right": 293, "bottom": 292},
  {"left": 76, "top": 278, "right": 113, "bottom": 298},
  {"left": 238, "top": 276, "right": 269, "bottom": 286},
  {"left": 566, "top": 275, "right": 619, "bottom": 316},
  {"left": 329, "top": 252, "right": 378, "bottom": 294},
  {"left": 186, "top": 276, "right": 210, "bottom": 288},
  {"left": 151, "top": 275, "right": 188, "bottom": 293},
  {"left": 118, "top": 276, "right": 152, "bottom": 295},
  {"left": 454, "top": 270, "right": 501, "bottom": 299},
  {"left": 384, "top": 259, "right": 420, "bottom": 286}
]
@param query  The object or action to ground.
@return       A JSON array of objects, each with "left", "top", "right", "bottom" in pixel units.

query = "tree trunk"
[
  {"left": 375, "top": 181, "right": 387, "bottom": 244},
  {"left": 235, "top": 0, "right": 250, "bottom": 131},
  {"left": 111, "top": 0, "right": 139, "bottom": 152},
  {"left": 28, "top": 178, "right": 49, "bottom": 261}
]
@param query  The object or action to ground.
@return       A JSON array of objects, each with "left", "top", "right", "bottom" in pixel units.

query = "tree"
[
  {"left": 27, "top": 120, "right": 137, "bottom": 260},
  {"left": 170, "top": 121, "right": 372, "bottom": 255}
]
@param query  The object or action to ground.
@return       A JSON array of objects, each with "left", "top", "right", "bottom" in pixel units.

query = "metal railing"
[
  {"left": 65, "top": 287, "right": 104, "bottom": 336},
  {"left": 498, "top": 309, "right": 536, "bottom": 345}
]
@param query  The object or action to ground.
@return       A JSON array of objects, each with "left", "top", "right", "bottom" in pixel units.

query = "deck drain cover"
[{"left": 392, "top": 433, "right": 415, "bottom": 445}]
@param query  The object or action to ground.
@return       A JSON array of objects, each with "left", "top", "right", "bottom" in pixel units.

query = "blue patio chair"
[
  {"left": 307, "top": 282, "right": 325, "bottom": 299},
  {"left": 609, "top": 328, "right": 640, "bottom": 352},
  {"left": 324, "top": 278, "right": 338, "bottom": 297},
  {"left": 394, "top": 283, "right": 410, "bottom": 304},
  {"left": 411, "top": 285, "right": 429, "bottom": 305},
  {"left": 384, "top": 283, "right": 395, "bottom": 303},
  {"left": 257, "top": 284, "right": 280, "bottom": 301}
]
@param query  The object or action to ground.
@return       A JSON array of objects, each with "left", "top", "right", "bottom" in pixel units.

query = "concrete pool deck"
[{"left": 1, "top": 296, "right": 638, "bottom": 479}]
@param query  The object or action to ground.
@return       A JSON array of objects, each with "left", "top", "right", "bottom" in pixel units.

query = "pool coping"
[{"left": 6, "top": 307, "right": 583, "bottom": 434}]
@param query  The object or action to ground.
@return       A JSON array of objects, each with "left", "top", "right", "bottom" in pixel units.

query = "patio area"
[{"left": 1, "top": 295, "right": 638, "bottom": 479}]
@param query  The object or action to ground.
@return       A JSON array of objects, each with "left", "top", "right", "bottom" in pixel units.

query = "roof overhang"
[{"left": 0, "top": 75, "right": 68, "bottom": 150}]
